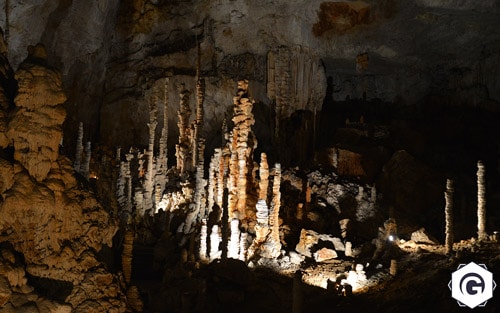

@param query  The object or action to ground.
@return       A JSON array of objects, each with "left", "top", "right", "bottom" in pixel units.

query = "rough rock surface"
[
  {"left": 7, "top": 45, "right": 66, "bottom": 182},
  {"left": 0, "top": 45, "right": 127, "bottom": 311}
]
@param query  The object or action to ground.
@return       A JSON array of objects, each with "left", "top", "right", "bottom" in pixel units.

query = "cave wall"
[{"left": 0, "top": 0, "right": 498, "bottom": 154}]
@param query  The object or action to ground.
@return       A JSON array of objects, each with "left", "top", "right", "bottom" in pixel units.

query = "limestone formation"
[
  {"left": 7, "top": 44, "right": 66, "bottom": 181},
  {"left": 228, "top": 80, "right": 257, "bottom": 220},
  {"left": 80, "top": 140, "right": 91, "bottom": 179},
  {"left": 258, "top": 153, "right": 269, "bottom": 201},
  {"left": 74, "top": 122, "right": 84, "bottom": 173},
  {"left": 144, "top": 96, "right": 158, "bottom": 213},
  {"left": 122, "top": 230, "right": 134, "bottom": 285},
  {"left": 228, "top": 218, "right": 241, "bottom": 259},
  {"left": 477, "top": 160, "right": 487, "bottom": 240},
  {"left": 199, "top": 219, "right": 208, "bottom": 262},
  {"left": 176, "top": 84, "right": 192, "bottom": 174},
  {"left": 445, "top": 178, "right": 454, "bottom": 254},
  {"left": 267, "top": 46, "right": 326, "bottom": 137},
  {"left": 209, "top": 225, "right": 221, "bottom": 261}
]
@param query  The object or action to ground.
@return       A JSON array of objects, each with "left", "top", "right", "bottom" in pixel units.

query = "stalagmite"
[
  {"left": 444, "top": 179, "right": 454, "bottom": 254},
  {"left": 209, "top": 225, "right": 221, "bottom": 261},
  {"left": 477, "top": 160, "right": 487, "bottom": 240},
  {"left": 126, "top": 285, "right": 144, "bottom": 312},
  {"left": 122, "top": 230, "right": 134, "bottom": 285},
  {"left": 267, "top": 163, "right": 282, "bottom": 257},
  {"left": 239, "top": 232, "right": 248, "bottom": 261},
  {"left": 80, "top": 141, "right": 91, "bottom": 180},
  {"left": 192, "top": 45, "right": 205, "bottom": 169},
  {"left": 176, "top": 85, "right": 191, "bottom": 174},
  {"left": 158, "top": 78, "right": 169, "bottom": 173},
  {"left": 390, "top": 259, "right": 397, "bottom": 276},
  {"left": 258, "top": 153, "right": 269, "bottom": 201},
  {"left": 74, "top": 122, "right": 83, "bottom": 172},
  {"left": 195, "top": 139, "right": 207, "bottom": 219},
  {"left": 296, "top": 203, "right": 304, "bottom": 221},
  {"left": 228, "top": 218, "right": 240, "bottom": 259},
  {"left": 207, "top": 150, "right": 219, "bottom": 215},
  {"left": 144, "top": 96, "right": 158, "bottom": 213},
  {"left": 199, "top": 219, "right": 208, "bottom": 262},
  {"left": 228, "top": 80, "right": 257, "bottom": 220}
]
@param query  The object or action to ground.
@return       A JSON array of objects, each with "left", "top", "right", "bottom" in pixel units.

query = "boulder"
[{"left": 411, "top": 228, "right": 440, "bottom": 245}]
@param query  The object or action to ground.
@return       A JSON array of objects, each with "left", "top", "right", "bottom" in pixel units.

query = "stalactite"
[
  {"left": 116, "top": 146, "right": 121, "bottom": 162},
  {"left": 477, "top": 160, "right": 487, "bottom": 240},
  {"left": 74, "top": 122, "right": 83, "bottom": 172},
  {"left": 122, "top": 230, "right": 134, "bottom": 285},
  {"left": 267, "top": 46, "right": 325, "bottom": 140},
  {"left": 199, "top": 219, "right": 208, "bottom": 262},
  {"left": 228, "top": 218, "right": 240, "bottom": 259},
  {"left": 228, "top": 149, "right": 238, "bottom": 219}
]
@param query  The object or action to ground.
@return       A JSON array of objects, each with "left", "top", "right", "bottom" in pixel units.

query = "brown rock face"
[
  {"left": 7, "top": 45, "right": 67, "bottom": 182},
  {"left": 313, "top": 1, "right": 372, "bottom": 36}
]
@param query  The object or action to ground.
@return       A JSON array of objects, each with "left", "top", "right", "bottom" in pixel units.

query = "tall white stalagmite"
[
  {"left": 74, "top": 122, "right": 83, "bottom": 172},
  {"left": 266, "top": 163, "right": 282, "bottom": 258},
  {"left": 239, "top": 232, "right": 248, "bottom": 261},
  {"left": 477, "top": 160, "right": 487, "bottom": 240},
  {"left": 228, "top": 218, "right": 240, "bottom": 259},
  {"left": 207, "top": 150, "right": 220, "bottom": 215},
  {"left": 199, "top": 219, "right": 208, "bottom": 262},
  {"left": 445, "top": 179, "right": 454, "bottom": 254},
  {"left": 209, "top": 225, "right": 221, "bottom": 261}
]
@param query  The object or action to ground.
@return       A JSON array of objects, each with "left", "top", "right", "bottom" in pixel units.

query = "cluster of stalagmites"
[{"left": 0, "top": 38, "right": 128, "bottom": 311}]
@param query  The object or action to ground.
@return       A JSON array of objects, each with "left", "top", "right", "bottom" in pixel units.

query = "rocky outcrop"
[
  {"left": 0, "top": 44, "right": 127, "bottom": 311},
  {"left": 7, "top": 44, "right": 66, "bottom": 182}
]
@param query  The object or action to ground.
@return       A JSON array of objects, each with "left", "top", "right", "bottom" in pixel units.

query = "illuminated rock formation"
[
  {"left": 228, "top": 218, "right": 241, "bottom": 259},
  {"left": 143, "top": 96, "right": 158, "bottom": 213},
  {"left": 7, "top": 44, "right": 66, "bottom": 182},
  {"left": 199, "top": 218, "right": 208, "bottom": 262},
  {"left": 228, "top": 80, "right": 257, "bottom": 220},
  {"left": 209, "top": 225, "right": 221, "bottom": 261}
]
